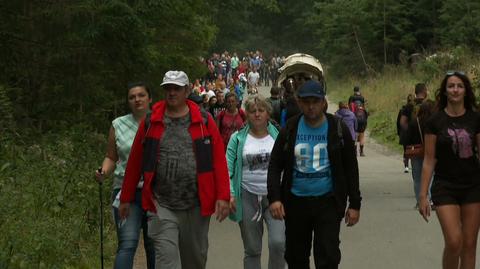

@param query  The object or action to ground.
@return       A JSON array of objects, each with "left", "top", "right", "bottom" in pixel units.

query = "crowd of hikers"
[{"left": 94, "top": 49, "right": 480, "bottom": 269}]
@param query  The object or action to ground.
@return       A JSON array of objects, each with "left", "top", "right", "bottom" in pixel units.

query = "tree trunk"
[
  {"left": 383, "top": 0, "right": 387, "bottom": 65},
  {"left": 353, "top": 27, "right": 369, "bottom": 73}
]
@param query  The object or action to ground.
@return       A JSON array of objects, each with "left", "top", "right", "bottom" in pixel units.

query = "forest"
[{"left": 1, "top": 0, "right": 479, "bottom": 267}]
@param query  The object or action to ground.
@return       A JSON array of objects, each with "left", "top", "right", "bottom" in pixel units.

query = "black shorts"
[
  {"left": 356, "top": 121, "right": 367, "bottom": 133},
  {"left": 431, "top": 178, "right": 480, "bottom": 206}
]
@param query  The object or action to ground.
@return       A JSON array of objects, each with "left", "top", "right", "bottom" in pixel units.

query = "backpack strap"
[
  {"left": 200, "top": 108, "right": 209, "bottom": 127},
  {"left": 336, "top": 117, "right": 344, "bottom": 147},
  {"left": 144, "top": 112, "right": 151, "bottom": 135}
]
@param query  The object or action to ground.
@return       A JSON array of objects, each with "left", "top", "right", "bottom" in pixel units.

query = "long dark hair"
[{"left": 435, "top": 72, "right": 478, "bottom": 111}]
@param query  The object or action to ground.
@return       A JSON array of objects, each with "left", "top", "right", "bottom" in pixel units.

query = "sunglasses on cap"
[{"left": 446, "top": 70, "right": 466, "bottom": 76}]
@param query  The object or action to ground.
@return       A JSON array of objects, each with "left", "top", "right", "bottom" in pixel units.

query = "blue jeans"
[
  {"left": 239, "top": 189, "right": 286, "bottom": 269},
  {"left": 411, "top": 158, "right": 432, "bottom": 203},
  {"left": 112, "top": 188, "right": 155, "bottom": 269}
]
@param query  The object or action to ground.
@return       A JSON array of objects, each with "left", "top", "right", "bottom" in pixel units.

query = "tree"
[{"left": 437, "top": 0, "right": 480, "bottom": 49}]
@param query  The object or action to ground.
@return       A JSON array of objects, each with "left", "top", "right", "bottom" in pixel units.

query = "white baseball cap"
[{"left": 160, "top": 70, "right": 189, "bottom": 87}]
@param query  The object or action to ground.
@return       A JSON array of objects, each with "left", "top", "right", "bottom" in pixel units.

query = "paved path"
[
  {"left": 134, "top": 85, "right": 480, "bottom": 268},
  {"left": 207, "top": 85, "right": 469, "bottom": 268}
]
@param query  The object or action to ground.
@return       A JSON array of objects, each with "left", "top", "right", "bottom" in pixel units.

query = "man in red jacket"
[{"left": 119, "top": 70, "right": 230, "bottom": 269}]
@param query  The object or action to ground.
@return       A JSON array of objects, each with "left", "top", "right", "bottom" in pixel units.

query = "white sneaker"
[{"left": 404, "top": 167, "right": 409, "bottom": 173}]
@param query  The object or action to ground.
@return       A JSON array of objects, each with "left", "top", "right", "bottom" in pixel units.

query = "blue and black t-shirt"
[{"left": 292, "top": 116, "right": 333, "bottom": 196}]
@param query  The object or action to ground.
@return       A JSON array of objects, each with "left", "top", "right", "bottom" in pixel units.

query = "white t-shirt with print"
[{"left": 241, "top": 134, "right": 275, "bottom": 195}]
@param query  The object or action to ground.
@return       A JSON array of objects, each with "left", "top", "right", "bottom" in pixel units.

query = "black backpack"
[{"left": 396, "top": 106, "right": 404, "bottom": 136}]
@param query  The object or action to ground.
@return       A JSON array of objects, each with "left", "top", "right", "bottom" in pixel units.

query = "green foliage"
[
  {"left": 438, "top": 0, "right": 480, "bottom": 48},
  {"left": 0, "top": 0, "right": 216, "bottom": 131},
  {"left": 329, "top": 65, "right": 424, "bottom": 150},
  {"left": 0, "top": 127, "right": 116, "bottom": 268},
  {"left": 0, "top": 86, "right": 14, "bottom": 133},
  {"left": 416, "top": 46, "right": 472, "bottom": 82}
]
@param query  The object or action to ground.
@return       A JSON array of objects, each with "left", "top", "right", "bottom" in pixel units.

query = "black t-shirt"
[
  {"left": 209, "top": 103, "right": 226, "bottom": 119},
  {"left": 425, "top": 109, "right": 480, "bottom": 182}
]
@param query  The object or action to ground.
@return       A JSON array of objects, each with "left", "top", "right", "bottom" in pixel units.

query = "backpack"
[
  {"left": 396, "top": 107, "right": 404, "bottom": 136},
  {"left": 354, "top": 106, "right": 367, "bottom": 122},
  {"left": 267, "top": 97, "right": 282, "bottom": 123},
  {"left": 349, "top": 95, "right": 365, "bottom": 114},
  {"left": 410, "top": 103, "right": 421, "bottom": 122}
]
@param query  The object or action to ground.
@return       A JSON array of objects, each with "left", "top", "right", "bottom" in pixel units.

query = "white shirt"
[
  {"left": 202, "top": 89, "right": 216, "bottom": 99},
  {"left": 241, "top": 134, "right": 275, "bottom": 195},
  {"left": 247, "top": 71, "right": 260, "bottom": 86}
]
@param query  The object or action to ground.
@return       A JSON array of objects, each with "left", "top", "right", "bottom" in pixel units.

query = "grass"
[{"left": 327, "top": 65, "right": 438, "bottom": 153}]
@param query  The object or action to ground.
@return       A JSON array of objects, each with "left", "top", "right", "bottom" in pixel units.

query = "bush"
[{"left": 0, "top": 126, "right": 116, "bottom": 268}]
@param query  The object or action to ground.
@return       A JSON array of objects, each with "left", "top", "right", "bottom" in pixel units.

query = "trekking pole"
[{"left": 97, "top": 168, "right": 104, "bottom": 269}]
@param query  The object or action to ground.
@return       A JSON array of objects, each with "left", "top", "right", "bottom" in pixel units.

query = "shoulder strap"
[
  {"left": 336, "top": 117, "right": 344, "bottom": 146},
  {"left": 200, "top": 108, "right": 209, "bottom": 127},
  {"left": 144, "top": 112, "right": 151, "bottom": 135},
  {"left": 417, "top": 118, "right": 423, "bottom": 144}
]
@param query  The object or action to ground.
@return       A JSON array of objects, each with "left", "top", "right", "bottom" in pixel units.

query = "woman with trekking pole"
[{"left": 95, "top": 82, "right": 155, "bottom": 269}]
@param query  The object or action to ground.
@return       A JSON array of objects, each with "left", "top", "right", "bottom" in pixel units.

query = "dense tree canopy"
[{"left": 1, "top": 0, "right": 479, "bottom": 132}]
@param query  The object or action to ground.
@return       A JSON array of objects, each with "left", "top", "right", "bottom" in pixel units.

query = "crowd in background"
[{"left": 189, "top": 51, "right": 286, "bottom": 117}]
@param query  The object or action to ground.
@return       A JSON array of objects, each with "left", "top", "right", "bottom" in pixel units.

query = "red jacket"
[{"left": 120, "top": 100, "right": 230, "bottom": 216}]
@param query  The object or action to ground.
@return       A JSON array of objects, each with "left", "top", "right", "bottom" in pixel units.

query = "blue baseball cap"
[{"left": 297, "top": 80, "right": 326, "bottom": 98}]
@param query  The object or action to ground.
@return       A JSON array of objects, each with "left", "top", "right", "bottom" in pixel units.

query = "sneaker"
[{"left": 404, "top": 167, "right": 409, "bottom": 173}]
